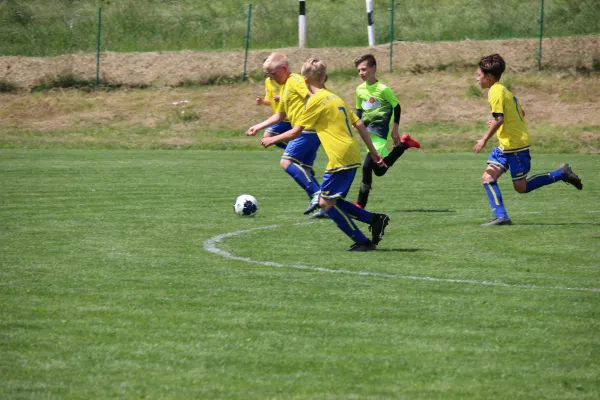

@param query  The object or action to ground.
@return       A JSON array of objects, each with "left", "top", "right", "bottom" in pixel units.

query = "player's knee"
[
  {"left": 280, "top": 159, "right": 292, "bottom": 170},
  {"left": 319, "top": 198, "right": 332, "bottom": 211},
  {"left": 481, "top": 173, "right": 494, "bottom": 184},
  {"left": 373, "top": 167, "right": 387, "bottom": 177},
  {"left": 514, "top": 181, "right": 527, "bottom": 193}
]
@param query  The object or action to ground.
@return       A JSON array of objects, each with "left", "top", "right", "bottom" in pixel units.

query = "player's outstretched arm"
[
  {"left": 255, "top": 96, "right": 270, "bottom": 106},
  {"left": 246, "top": 112, "right": 286, "bottom": 136},
  {"left": 261, "top": 125, "right": 304, "bottom": 148},
  {"left": 353, "top": 120, "right": 387, "bottom": 167}
]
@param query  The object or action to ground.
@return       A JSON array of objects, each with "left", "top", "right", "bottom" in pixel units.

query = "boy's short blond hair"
[
  {"left": 301, "top": 58, "right": 327, "bottom": 84},
  {"left": 263, "top": 52, "right": 288, "bottom": 71}
]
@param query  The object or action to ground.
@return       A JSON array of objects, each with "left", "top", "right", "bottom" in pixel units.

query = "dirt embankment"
[{"left": 1, "top": 36, "right": 598, "bottom": 89}]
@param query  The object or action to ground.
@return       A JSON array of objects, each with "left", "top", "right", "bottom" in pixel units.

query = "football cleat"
[
  {"left": 348, "top": 240, "right": 377, "bottom": 252},
  {"left": 400, "top": 134, "right": 420, "bottom": 149},
  {"left": 481, "top": 217, "right": 512, "bottom": 226},
  {"left": 304, "top": 191, "right": 321, "bottom": 215},
  {"left": 308, "top": 209, "right": 329, "bottom": 219},
  {"left": 369, "top": 213, "right": 390, "bottom": 245},
  {"left": 560, "top": 163, "right": 583, "bottom": 190}
]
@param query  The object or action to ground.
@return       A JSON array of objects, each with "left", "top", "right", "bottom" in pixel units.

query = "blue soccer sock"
[
  {"left": 483, "top": 181, "right": 509, "bottom": 219},
  {"left": 525, "top": 169, "right": 564, "bottom": 193},
  {"left": 336, "top": 199, "right": 374, "bottom": 224},
  {"left": 285, "top": 163, "right": 321, "bottom": 197},
  {"left": 325, "top": 205, "right": 370, "bottom": 244}
]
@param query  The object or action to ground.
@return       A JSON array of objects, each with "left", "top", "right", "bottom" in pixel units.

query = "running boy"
[
  {"left": 246, "top": 53, "right": 322, "bottom": 216},
  {"left": 255, "top": 76, "right": 289, "bottom": 150},
  {"left": 261, "top": 58, "right": 390, "bottom": 251},
  {"left": 353, "top": 54, "right": 421, "bottom": 209},
  {"left": 474, "top": 53, "right": 583, "bottom": 226}
]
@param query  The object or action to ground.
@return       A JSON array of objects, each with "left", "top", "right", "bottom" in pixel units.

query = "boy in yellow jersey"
[
  {"left": 353, "top": 54, "right": 421, "bottom": 209},
  {"left": 246, "top": 53, "right": 323, "bottom": 217},
  {"left": 474, "top": 53, "right": 583, "bottom": 226},
  {"left": 261, "top": 58, "right": 391, "bottom": 251},
  {"left": 255, "top": 76, "right": 290, "bottom": 150}
]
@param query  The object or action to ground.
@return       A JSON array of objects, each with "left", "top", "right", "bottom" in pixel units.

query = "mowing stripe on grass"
[{"left": 203, "top": 224, "right": 600, "bottom": 293}]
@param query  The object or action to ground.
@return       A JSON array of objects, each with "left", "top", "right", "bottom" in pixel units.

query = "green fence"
[{"left": 1, "top": 0, "right": 599, "bottom": 87}]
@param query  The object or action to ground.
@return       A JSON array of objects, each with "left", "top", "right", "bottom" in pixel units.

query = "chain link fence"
[{"left": 1, "top": 0, "right": 598, "bottom": 89}]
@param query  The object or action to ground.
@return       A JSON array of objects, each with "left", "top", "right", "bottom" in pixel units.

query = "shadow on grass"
[
  {"left": 396, "top": 209, "right": 456, "bottom": 213},
  {"left": 518, "top": 222, "right": 600, "bottom": 226},
  {"left": 376, "top": 248, "right": 423, "bottom": 253}
]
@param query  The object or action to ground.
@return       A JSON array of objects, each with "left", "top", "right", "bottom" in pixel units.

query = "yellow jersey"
[
  {"left": 264, "top": 78, "right": 281, "bottom": 114},
  {"left": 488, "top": 82, "right": 530, "bottom": 153},
  {"left": 276, "top": 73, "right": 310, "bottom": 127},
  {"left": 296, "top": 88, "right": 362, "bottom": 173}
]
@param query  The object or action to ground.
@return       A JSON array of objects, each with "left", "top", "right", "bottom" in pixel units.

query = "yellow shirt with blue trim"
[
  {"left": 295, "top": 88, "right": 362, "bottom": 173},
  {"left": 488, "top": 82, "right": 530, "bottom": 153},
  {"left": 276, "top": 73, "right": 310, "bottom": 127},
  {"left": 264, "top": 78, "right": 281, "bottom": 114}
]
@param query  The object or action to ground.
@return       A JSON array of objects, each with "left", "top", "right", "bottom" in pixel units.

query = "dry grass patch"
[
  {"left": 1, "top": 69, "right": 599, "bottom": 152},
  {"left": 2, "top": 70, "right": 600, "bottom": 132},
  {"left": 1, "top": 36, "right": 599, "bottom": 90}
]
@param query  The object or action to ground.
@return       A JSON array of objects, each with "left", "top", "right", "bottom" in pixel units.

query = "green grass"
[
  {"left": 1, "top": 0, "right": 599, "bottom": 56},
  {"left": 1, "top": 123, "right": 598, "bottom": 153},
  {"left": 1, "top": 149, "right": 599, "bottom": 399}
]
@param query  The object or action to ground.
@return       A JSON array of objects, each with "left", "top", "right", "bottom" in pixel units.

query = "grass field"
[
  {"left": 1, "top": 148, "right": 598, "bottom": 399},
  {"left": 2, "top": 0, "right": 600, "bottom": 56}
]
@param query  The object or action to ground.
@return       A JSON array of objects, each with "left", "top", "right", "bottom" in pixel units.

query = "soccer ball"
[{"left": 233, "top": 194, "right": 259, "bottom": 217}]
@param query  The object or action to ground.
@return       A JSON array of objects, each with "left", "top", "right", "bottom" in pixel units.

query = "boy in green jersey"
[{"left": 353, "top": 54, "right": 421, "bottom": 209}]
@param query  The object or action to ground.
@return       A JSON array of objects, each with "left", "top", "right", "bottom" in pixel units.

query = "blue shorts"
[
  {"left": 266, "top": 122, "right": 292, "bottom": 150},
  {"left": 282, "top": 131, "right": 320, "bottom": 170},
  {"left": 265, "top": 121, "right": 292, "bottom": 135},
  {"left": 320, "top": 168, "right": 357, "bottom": 200},
  {"left": 487, "top": 148, "right": 531, "bottom": 181}
]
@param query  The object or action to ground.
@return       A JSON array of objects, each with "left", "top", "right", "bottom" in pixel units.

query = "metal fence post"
[
  {"left": 96, "top": 7, "right": 102, "bottom": 87},
  {"left": 538, "top": 0, "right": 544, "bottom": 71},
  {"left": 243, "top": 5, "right": 252, "bottom": 81},
  {"left": 389, "top": 0, "right": 395, "bottom": 73}
]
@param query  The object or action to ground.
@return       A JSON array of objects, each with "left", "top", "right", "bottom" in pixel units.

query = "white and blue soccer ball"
[{"left": 233, "top": 194, "right": 259, "bottom": 217}]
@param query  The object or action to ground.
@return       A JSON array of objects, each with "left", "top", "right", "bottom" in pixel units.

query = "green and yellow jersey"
[
  {"left": 355, "top": 81, "right": 399, "bottom": 140},
  {"left": 488, "top": 82, "right": 530, "bottom": 153},
  {"left": 276, "top": 73, "right": 310, "bottom": 128},
  {"left": 296, "top": 88, "right": 362, "bottom": 173}
]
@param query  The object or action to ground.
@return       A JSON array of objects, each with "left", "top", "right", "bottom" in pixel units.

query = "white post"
[
  {"left": 299, "top": 0, "right": 306, "bottom": 48},
  {"left": 366, "top": 0, "right": 375, "bottom": 47}
]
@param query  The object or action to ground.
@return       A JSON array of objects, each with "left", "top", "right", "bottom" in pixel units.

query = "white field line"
[{"left": 203, "top": 224, "right": 600, "bottom": 293}]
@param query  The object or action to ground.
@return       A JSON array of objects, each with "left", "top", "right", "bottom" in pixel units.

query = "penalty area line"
[{"left": 202, "top": 224, "right": 600, "bottom": 293}]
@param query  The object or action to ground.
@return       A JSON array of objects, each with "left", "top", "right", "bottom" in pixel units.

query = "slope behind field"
[{"left": 1, "top": 68, "right": 599, "bottom": 153}]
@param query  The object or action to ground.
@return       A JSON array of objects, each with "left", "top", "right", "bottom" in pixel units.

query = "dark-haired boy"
[
  {"left": 474, "top": 53, "right": 583, "bottom": 226},
  {"left": 353, "top": 54, "right": 420, "bottom": 209}
]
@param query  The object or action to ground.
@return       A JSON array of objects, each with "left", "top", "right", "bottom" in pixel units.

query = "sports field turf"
[{"left": 1, "top": 148, "right": 598, "bottom": 399}]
